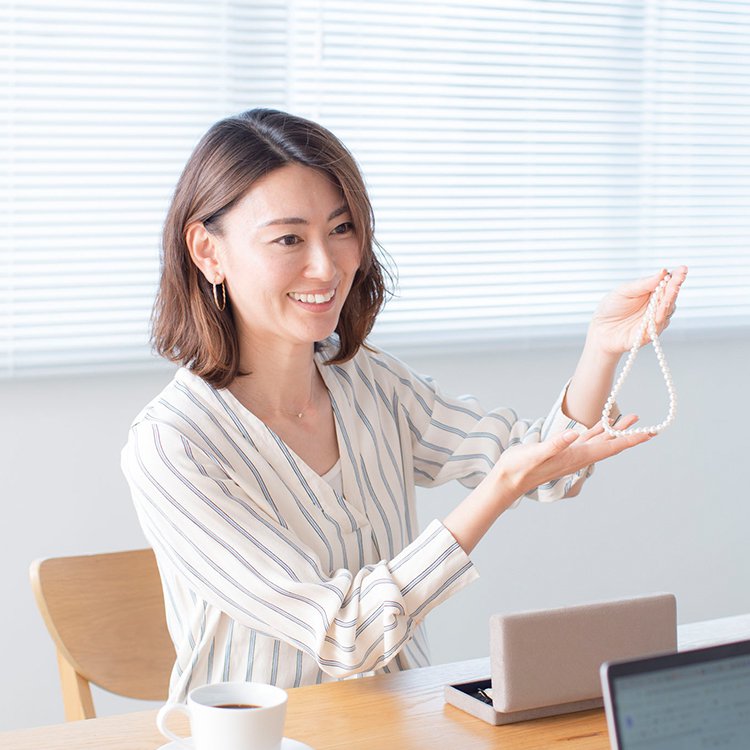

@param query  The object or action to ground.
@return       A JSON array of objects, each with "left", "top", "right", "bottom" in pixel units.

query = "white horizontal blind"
[
  {"left": 288, "top": 0, "right": 750, "bottom": 347},
  {"left": 2, "top": 1, "right": 749, "bottom": 377},
  {"left": 0, "top": 0, "right": 288, "bottom": 376},
  {"left": 641, "top": 0, "right": 750, "bottom": 327}
]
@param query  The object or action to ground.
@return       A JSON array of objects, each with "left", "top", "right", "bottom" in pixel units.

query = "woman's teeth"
[{"left": 289, "top": 290, "right": 335, "bottom": 304}]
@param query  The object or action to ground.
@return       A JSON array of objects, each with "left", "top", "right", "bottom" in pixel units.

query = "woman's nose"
[{"left": 305, "top": 239, "right": 336, "bottom": 279}]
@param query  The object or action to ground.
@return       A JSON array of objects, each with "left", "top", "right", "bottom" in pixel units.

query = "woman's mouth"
[{"left": 288, "top": 288, "right": 337, "bottom": 307}]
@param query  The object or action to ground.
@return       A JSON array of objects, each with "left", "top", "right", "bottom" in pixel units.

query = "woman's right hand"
[{"left": 492, "top": 414, "right": 650, "bottom": 506}]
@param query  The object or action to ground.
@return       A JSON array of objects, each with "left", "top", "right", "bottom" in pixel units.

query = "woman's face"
[{"left": 207, "top": 163, "right": 361, "bottom": 355}]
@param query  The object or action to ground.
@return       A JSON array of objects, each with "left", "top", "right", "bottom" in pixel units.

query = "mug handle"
[{"left": 156, "top": 702, "right": 192, "bottom": 747}]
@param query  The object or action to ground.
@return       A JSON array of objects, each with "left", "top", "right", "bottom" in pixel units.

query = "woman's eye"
[
  {"left": 275, "top": 234, "right": 302, "bottom": 247},
  {"left": 332, "top": 221, "right": 354, "bottom": 235}
]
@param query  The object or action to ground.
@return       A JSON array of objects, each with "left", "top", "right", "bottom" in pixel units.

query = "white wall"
[{"left": 1, "top": 332, "right": 748, "bottom": 731}]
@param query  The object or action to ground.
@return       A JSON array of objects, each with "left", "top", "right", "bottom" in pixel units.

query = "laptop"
[
  {"left": 600, "top": 639, "right": 750, "bottom": 749},
  {"left": 444, "top": 593, "right": 677, "bottom": 725}
]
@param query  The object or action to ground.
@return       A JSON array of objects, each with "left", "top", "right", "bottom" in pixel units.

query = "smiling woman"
[
  {"left": 152, "top": 110, "right": 388, "bottom": 391},
  {"left": 121, "top": 108, "right": 686, "bottom": 703}
]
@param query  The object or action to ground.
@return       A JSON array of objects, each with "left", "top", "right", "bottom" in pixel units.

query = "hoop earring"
[{"left": 212, "top": 279, "right": 226, "bottom": 311}]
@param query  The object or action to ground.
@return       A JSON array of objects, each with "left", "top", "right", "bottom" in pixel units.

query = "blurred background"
[{"left": 1, "top": 0, "right": 748, "bottom": 730}]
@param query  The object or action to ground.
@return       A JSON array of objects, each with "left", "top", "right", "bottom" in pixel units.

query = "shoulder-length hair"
[{"left": 152, "top": 108, "right": 390, "bottom": 388}]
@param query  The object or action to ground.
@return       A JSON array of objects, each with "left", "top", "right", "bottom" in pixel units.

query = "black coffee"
[{"left": 213, "top": 703, "right": 260, "bottom": 709}]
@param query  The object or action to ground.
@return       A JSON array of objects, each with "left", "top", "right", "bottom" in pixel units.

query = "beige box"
[{"left": 444, "top": 593, "right": 677, "bottom": 725}]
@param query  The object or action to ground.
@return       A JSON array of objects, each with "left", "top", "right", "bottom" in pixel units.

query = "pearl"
[{"left": 602, "top": 274, "right": 676, "bottom": 437}]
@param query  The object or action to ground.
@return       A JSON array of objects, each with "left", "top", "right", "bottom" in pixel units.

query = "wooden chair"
[{"left": 30, "top": 548, "right": 175, "bottom": 721}]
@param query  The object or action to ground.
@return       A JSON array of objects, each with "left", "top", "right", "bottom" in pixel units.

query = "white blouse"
[{"left": 121, "top": 341, "right": 590, "bottom": 701}]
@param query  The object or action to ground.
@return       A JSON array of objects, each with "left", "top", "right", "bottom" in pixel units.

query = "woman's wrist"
[
  {"left": 583, "top": 322, "right": 625, "bottom": 364},
  {"left": 488, "top": 460, "right": 525, "bottom": 511}
]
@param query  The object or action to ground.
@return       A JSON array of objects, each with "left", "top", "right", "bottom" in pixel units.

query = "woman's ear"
[{"left": 185, "top": 221, "right": 223, "bottom": 283}]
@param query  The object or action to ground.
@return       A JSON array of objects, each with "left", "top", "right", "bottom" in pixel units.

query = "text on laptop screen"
[{"left": 612, "top": 653, "right": 750, "bottom": 749}]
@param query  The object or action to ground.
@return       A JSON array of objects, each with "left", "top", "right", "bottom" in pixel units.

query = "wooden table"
[{"left": 3, "top": 614, "right": 748, "bottom": 750}]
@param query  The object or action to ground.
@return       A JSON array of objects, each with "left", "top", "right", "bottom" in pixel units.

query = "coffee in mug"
[
  {"left": 157, "top": 681, "right": 287, "bottom": 750},
  {"left": 214, "top": 703, "right": 260, "bottom": 709}
]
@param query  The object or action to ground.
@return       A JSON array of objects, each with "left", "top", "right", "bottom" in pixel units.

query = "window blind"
[
  {"left": 0, "top": 0, "right": 288, "bottom": 376},
  {"left": 288, "top": 0, "right": 750, "bottom": 348},
  {"left": 640, "top": 1, "right": 750, "bottom": 327},
  {"left": 2, "top": 0, "right": 748, "bottom": 376}
]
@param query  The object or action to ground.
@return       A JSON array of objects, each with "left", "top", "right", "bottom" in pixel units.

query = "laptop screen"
[{"left": 603, "top": 640, "right": 750, "bottom": 750}]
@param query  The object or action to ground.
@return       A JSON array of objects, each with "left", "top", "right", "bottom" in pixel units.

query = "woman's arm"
[
  {"left": 443, "top": 413, "right": 647, "bottom": 554},
  {"left": 123, "top": 420, "right": 477, "bottom": 680},
  {"left": 373, "top": 350, "right": 595, "bottom": 504},
  {"left": 443, "top": 267, "right": 689, "bottom": 554}
]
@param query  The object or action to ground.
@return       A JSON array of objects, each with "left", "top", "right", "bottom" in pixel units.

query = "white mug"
[{"left": 157, "top": 681, "right": 288, "bottom": 750}]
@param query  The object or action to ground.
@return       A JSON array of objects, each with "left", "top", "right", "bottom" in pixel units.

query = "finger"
[
  {"left": 577, "top": 422, "right": 605, "bottom": 442},
  {"left": 616, "top": 269, "right": 669, "bottom": 299},
  {"left": 545, "top": 425, "right": 651, "bottom": 481},
  {"left": 586, "top": 413, "right": 639, "bottom": 441},
  {"left": 587, "top": 429, "right": 653, "bottom": 462},
  {"left": 566, "top": 418, "right": 606, "bottom": 443},
  {"left": 655, "top": 266, "right": 687, "bottom": 328},
  {"left": 541, "top": 429, "right": 579, "bottom": 458},
  {"left": 668, "top": 264, "right": 688, "bottom": 286},
  {"left": 604, "top": 413, "right": 639, "bottom": 435},
  {"left": 666, "top": 267, "right": 686, "bottom": 305},
  {"left": 575, "top": 412, "right": 638, "bottom": 444},
  {"left": 615, "top": 413, "right": 639, "bottom": 431},
  {"left": 655, "top": 306, "right": 673, "bottom": 331}
]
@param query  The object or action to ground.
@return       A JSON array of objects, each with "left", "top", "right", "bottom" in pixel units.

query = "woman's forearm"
[
  {"left": 562, "top": 329, "right": 621, "bottom": 428},
  {"left": 442, "top": 465, "right": 517, "bottom": 555}
]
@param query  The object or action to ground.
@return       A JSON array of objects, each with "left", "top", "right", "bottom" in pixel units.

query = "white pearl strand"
[{"left": 601, "top": 274, "right": 676, "bottom": 436}]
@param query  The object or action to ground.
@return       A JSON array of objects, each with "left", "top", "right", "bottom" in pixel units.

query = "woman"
[{"left": 122, "top": 109, "right": 687, "bottom": 701}]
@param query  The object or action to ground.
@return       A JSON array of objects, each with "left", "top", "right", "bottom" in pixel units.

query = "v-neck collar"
[
  {"left": 312, "top": 348, "right": 366, "bottom": 512},
  {"left": 196, "top": 347, "right": 363, "bottom": 513}
]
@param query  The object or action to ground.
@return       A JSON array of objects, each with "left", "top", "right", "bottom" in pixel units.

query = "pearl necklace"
[{"left": 601, "top": 274, "right": 676, "bottom": 436}]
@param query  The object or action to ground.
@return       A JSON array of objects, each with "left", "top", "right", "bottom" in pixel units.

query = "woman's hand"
[
  {"left": 443, "top": 415, "right": 650, "bottom": 555},
  {"left": 588, "top": 266, "right": 688, "bottom": 356},
  {"left": 492, "top": 414, "right": 650, "bottom": 504},
  {"left": 562, "top": 266, "right": 687, "bottom": 427}
]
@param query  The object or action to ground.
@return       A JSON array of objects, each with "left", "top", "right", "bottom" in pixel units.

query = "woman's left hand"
[{"left": 588, "top": 266, "right": 688, "bottom": 355}]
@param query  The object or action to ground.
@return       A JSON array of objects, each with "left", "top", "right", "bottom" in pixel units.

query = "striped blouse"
[{"left": 121, "top": 341, "right": 590, "bottom": 701}]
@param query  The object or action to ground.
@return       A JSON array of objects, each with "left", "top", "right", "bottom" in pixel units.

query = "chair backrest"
[{"left": 30, "top": 548, "right": 175, "bottom": 721}]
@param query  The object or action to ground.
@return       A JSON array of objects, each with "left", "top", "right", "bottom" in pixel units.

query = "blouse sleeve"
[
  {"left": 371, "top": 351, "right": 594, "bottom": 502},
  {"left": 122, "top": 420, "right": 478, "bottom": 679}
]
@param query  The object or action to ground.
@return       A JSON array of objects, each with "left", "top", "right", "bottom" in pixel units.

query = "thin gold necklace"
[
  {"left": 289, "top": 380, "right": 317, "bottom": 419},
  {"left": 243, "top": 370, "right": 319, "bottom": 420}
]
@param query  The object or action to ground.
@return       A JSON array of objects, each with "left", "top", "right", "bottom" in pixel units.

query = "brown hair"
[{"left": 152, "top": 109, "right": 391, "bottom": 388}]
